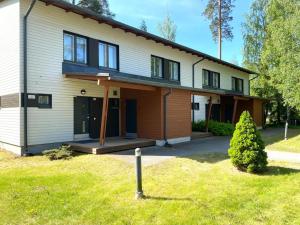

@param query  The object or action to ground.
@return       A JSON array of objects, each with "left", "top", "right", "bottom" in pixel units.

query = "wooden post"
[
  {"left": 100, "top": 85, "right": 109, "bottom": 145},
  {"left": 232, "top": 99, "right": 238, "bottom": 124},
  {"left": 205, "top": 97, "right": 213, "bottom": 132}
]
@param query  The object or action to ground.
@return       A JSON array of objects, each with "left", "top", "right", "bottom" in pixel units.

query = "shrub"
[
  {"left": 192, "top": 120, "right": 234, "bottom": 136},
  {"left": 43, "top": 145, "right": 73, "bottom": 161},
  {"left": 228, "top": 111, "right": 268, "bottom": 173}
]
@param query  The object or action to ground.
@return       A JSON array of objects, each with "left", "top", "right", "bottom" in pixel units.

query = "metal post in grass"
[
  {"left": 135, "top": 148, "right": 144, "bottom": 199},
  {"left": 284, "top": 106, "right": 290, "bottom": 140}
]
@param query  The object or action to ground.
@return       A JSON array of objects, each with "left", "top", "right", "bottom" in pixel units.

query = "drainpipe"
[
  {"left": 163, "top": 88, "right": 172, "bottom": 146},
  {"left": 192, "top": 58, "right": 205, "bottom": 122},
  {"left": 23, "top": 0, "right": 37, "bottom": 155}
]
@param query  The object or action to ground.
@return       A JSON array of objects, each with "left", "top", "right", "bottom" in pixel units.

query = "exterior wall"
[
  {"left": 0, "top": 0, "right": 21, "bottom": 152},
  {"left": 166, "top": 89, "right": 191, "bottom": 139},
  {"left": 120, "top": 88, "right": 163, "bottom": 140}
]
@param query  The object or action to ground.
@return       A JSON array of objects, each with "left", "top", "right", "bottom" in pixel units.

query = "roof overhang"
[{"left": 38, "top": 0, "right": 256, "bottom": 75}]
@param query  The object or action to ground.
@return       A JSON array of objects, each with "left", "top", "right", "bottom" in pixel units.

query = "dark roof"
[{"left": 39, "top": 0, "right": 256, "bottom": 75}]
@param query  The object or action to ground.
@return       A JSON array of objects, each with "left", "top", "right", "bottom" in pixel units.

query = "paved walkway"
[{"left": 107, "top": 135, "right": 300, "bottom": 166}]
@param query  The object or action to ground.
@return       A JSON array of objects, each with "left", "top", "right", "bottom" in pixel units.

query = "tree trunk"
[{"left": 218, "top": 0, "right": 222, "bottom": 60}]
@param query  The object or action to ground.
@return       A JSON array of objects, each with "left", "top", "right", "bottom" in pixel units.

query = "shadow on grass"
[
  {"left": 261, "top": 128, "right": 300, "bottom": 146},
  {"left": 144, "top": 196, "right": 192, "bottom": 201},
  {"left": 261, "top": 166, "right": 300, "bottom": 176},
  {"left": 181, "top": 153, "right": 229, "bottom": 164}
]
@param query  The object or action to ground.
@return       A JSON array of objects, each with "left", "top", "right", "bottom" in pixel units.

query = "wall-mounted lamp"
[{"left": 81, "top": 89, "right": 86, "bottom": 95}]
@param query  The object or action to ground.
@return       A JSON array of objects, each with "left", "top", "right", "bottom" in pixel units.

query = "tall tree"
[
  {"left": 139, "top": 19, "right": 148, "bottom": 32},
  {"left": 78, "top": 0, "right": 115, "bottom": 18},
  {"left": 158, "top": 15, "right": 177, "bottom": 42},
  {"left": 203, "top": 0, "right": 235, "bottom": 59},
  {"left": 261, "top": 0, "right": 300, "bottom": 110}
]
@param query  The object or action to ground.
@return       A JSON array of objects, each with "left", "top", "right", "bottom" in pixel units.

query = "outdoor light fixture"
[{"left": 81, "top": 89, "right": 86, "bottom": 95}]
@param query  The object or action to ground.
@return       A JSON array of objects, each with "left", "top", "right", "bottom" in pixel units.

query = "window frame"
[
  {"left": 151, "top": 55, "right": 181, "bottom": 82},
  {"left": 98, "top": 40, "right": 119, "bottom": 70},
  {"left": 202, "top": 69, "right": 220, "bottom": 89},
  {"left": 37, "top": 94, "right": 52, "bottom": 109},
  {"left": 167, "top": 59, "right": 180, "bottom": 81},
  {"left": 63, "top": 31, "right": 88, "bottom": 65},
  {"left": 232, "top": 77, "right": 244, "bottom": 93},
  {"left": 151, "top": 55, "right": 164, "bottom": 79}
]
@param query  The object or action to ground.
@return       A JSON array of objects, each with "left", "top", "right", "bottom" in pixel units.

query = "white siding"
[
  {"left": 0, "top": 0, "right": 21, "bottom": 149},
  {"left": 20, "top": 1, "right": 250, "bottom": 145}
]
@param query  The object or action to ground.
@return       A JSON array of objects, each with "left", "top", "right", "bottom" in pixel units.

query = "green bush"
[
  {"left": 192, "top": 120, "right": 234, "bottom": 136},
  {"left": 43, "top": 145, "right": 73, "bottom": 161},
  {"left": 228, "top": 111, "right": 268, "bottom": 173}
]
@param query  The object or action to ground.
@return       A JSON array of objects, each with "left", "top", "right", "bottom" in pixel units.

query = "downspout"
[
  {"left": 192, "top": 57, "right": 205, "bottom": 122},
  {"left": 23, "top": 0, "right": 37, "bottom": 155},
  {"left": 163, "top": 88, "right": 172, "bottom": 146}
]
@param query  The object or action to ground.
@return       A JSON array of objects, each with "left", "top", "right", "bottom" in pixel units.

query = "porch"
[{"left": 67, "top": 137, "right": 156, "bottom": 154}]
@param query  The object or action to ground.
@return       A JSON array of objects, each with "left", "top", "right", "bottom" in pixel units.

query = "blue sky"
[{"left": 109, "top": 0, "right": 253, "bottom": 65}]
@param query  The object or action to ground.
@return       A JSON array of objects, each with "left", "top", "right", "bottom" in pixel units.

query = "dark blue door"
[{"left": 126, "top": 99, "right": 137, "bottom": 136}]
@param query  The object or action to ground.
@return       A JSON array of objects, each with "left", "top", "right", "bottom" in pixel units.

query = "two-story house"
[{"left": 0, "top": 0, "right": 265, "bottom": 155}]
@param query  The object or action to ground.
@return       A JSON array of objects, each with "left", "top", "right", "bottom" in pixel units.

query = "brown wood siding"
[
  {"left": 166, "top": 89, "right": 192, "bottom": 139},
  {"left": 252, "top": 99, "right": 263, "bottom": 127},
  {"left": 120, "top": 88, "right": 164, "bottom": 139}
]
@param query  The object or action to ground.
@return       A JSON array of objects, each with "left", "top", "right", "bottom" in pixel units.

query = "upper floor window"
[
  {"left": 203, "top": 69, "right": 220, "bottom": 89},
  {"left": 232, "top": 77, "right": 244, "bottom": 93},
  {"left": 151, "top": 56, "right": 163, "bottom": 78},
  {"left": 168, "top": 60, "right": 180, "bottom": 81},
  {"left": 99, "top": 41, "right": 118, "bottom": 70},
  {"left": 63, "top": 32, "right": 87, "bottom": 64}
]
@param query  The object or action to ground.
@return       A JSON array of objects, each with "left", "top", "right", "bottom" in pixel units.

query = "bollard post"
[{"left": 135, "top": 148, "right": 144, "bottom": 199}]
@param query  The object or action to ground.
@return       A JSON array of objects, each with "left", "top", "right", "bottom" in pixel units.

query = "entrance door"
[
  {"left": 224, "top": 104, "right": 233, "bottom": 123},
  {"left": 74, "top": 97, "right": 89, "bottom": 136},
  {"left": 126, "top": 99, "right": 137, "bottom": 138},
  {"left": 106, "top": 99, "right": 120, "bottom": 137},
  {"left": 89, "top": 97, "right": 102, "bottom": 139}
]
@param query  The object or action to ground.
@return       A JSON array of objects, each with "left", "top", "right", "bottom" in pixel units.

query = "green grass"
[
  {"left": 0, "top": 150, "right": 300, "bottom": 225},
  {"left": 262, "top": 129, "right": 300, "bottom": 153}
]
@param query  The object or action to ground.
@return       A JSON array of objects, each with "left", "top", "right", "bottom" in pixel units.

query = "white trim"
[
  {"left": 0, "top": 141, "right": 22, "bottom": 156},
  {"left": 156, "top": 136, "right": 191, "bottom": 146}
]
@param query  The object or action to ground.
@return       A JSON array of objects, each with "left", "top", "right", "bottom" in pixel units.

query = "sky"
[{"left": 108, "top": 0, "right": 253, "bottom": 65}]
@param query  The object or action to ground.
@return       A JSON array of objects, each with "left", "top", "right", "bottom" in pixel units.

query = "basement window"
[{"left": 37, "top": 94, "right": 52, "bottom": 108}]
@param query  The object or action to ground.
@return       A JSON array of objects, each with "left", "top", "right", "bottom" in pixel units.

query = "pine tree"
[
  {"left": 139, "top": 20, "right": 148, "bottom": 32},
  {"left": 203, "top": 0, "right": 235, "bottom": 59},
  {"left": 78, "top": 0, "right": 115, "bottom": 18},
  {"left": 228, "top": 111, "right": 268, "bottom": 173}
]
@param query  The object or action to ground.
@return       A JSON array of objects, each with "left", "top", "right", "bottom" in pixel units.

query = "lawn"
[
  {"left": 0, "top": 150, "right": 300, "bottom": 225},
  {"left": 262, "top": 128, "right": 300, "bottom": 153}
]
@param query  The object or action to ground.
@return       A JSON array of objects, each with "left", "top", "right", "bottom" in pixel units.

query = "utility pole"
[{"left": 218, "top": 0, "right": 222, "bottom": 60}]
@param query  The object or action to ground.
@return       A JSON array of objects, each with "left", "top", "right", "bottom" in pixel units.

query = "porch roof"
[{"left": 62, "top": 63, "right": 266, "bottom": 101}]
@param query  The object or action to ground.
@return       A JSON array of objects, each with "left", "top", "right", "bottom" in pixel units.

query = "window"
[
  {"left": 232, "top": 77, "right": 244, "bottom": 93},
  {"left": 202, "top": 69, "right": 220, "bottom": 89},
  {"left": 168, "top": 61, "right": 180, "bottom": 81},
  {"left": 99, "top": 42, "right": 118, "bottom": 69},
  {"left": 63, "top": 32, "right": 87, "bottom": 64},
  {"left": 191, "top": 102, "right": 200, "bottom": 110},
  {"left": 151, "top": 56, "right": 163, "bottom": 78},
  {"left": 38, "top": 94, "right": 52, "bottom": 108}
]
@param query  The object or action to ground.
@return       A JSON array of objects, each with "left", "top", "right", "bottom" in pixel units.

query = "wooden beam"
[
  {"left": 234, "top": 96, "right": 250, "bottom": 101},
  {"left": 205, "top": 97, "right": 213, "bottom": 132},
  {"left": 100, "top": 86, "right": 110, "bottom": 145},
  {"left": 99, "top": 80, "right": 156, "bottom": 91},
  {"left": 191, "top": 91, "right": 219, "bottom": 98},
  {"left": 232, "top": 99, "right": 238, "bottom": 124}
]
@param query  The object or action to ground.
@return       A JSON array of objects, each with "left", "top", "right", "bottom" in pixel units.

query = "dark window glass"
[
  {"left": 64, "top": 33, "right": 74, "bottom": 61},
  {"left": 98, "top": 42, "right": 118, "bottom": 69},
  {"left": 203, "top": 69, "right": 220, "bottom": 88},
  {"left": 151, "top": 56, "right": 163, "bottom": 78},
  {"left": 232, "top": 77, "right": 244, "bottom": 93},
  {"left": 76, "top": 37, "right": 87, "bottom": 64}
]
